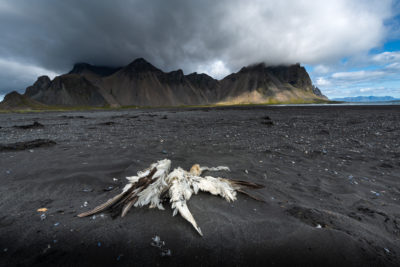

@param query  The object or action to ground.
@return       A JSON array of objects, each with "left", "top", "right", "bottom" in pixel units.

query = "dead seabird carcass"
[{"left": 78, "top": 159, "right": 264, "bottom": 236}]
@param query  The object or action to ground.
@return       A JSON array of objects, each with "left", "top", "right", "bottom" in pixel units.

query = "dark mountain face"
[
  {"left": 267, "top": 63, "right": 313, "bottom": 91},
  {"left": 69, "top": 63, "right": 121, "bottom": 77},
  {"left": 3, "top": 58, "right": 327, "bottom": 108},
  {"left": 100, "top": 58, "right": 222, "bottom": 106},
  {"left": 186, "top": 72, "right": 220, "bottom": 90},
  {"left": 25, "top": 75, "right": 51, "bottom": 98},
  {"left": 312, "top": 86, "right": 325, "bottom": 97},
  {"left": 236, "top": 63, "right": 313, "bottom": 90},
  {"left": 24, "top": 74, "right": 107, "bottom": 106},
  {"left": 122, "top": 58, "right": 163, "bottom": 74}
]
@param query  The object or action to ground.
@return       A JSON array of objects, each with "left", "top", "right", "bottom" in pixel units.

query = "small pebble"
[
  {"left": 104, "top": 186, "right": 114, "bottom": 191},
  {"left": 370, "top": 191, "right": 380, "bottom": 196},
  {"left": 161, "top": 249, "right": 172, "bottom": 257}
]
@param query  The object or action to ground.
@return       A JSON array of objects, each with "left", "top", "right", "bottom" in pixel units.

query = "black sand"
[{"left": 0, "top": 105, "right": 399, "bottom": 266}]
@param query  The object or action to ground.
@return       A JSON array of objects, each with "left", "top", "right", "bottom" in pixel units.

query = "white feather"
[
  {"left": 122, "top": 183, "right": 133, "bottom": 193},
  {"left": 192, "top": 175, "right": 237, "bottom": 202},
  {"left": 199, "top": 166, "right": 230, "bottom": 174},
  {"left": 167, "top": 168, "right": 202, "bottom": 236},
  {"left": 134, "top": 159, "right": 171, "bottom": 210}
]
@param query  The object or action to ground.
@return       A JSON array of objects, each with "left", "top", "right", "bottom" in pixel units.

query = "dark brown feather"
[
  {"left": 231, "top": 179, "right": 265, "bottom": 189},
  {"left": 78, "top": 167, "right": 158, "bottom": 218},
  {"left": 237, "top": 189, "right": 265, "bottom": 202},
  {"left": 77, "top": 192, "right": 125, "bottom": 217},
  {"left": 121, "top": 197, "right": 138, "bottom": 217}
]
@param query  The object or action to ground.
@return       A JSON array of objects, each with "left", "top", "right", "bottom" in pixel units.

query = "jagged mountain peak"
[{"left": 124, "top": 58, "right": 162, "bottom": 73}]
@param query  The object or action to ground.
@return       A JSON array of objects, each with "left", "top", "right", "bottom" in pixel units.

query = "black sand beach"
[{"left": 0, "top": 105, "right": 399, "bottom": 266}]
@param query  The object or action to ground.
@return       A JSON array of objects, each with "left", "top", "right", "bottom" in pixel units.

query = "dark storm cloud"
[
  {"left": 0, "top": 0, "right": 395, "bottom": 95},
  {"left": 0, "top": 0, "right": 227, "bottom": 72}
]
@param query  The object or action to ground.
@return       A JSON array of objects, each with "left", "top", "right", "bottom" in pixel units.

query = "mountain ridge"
[
  {"left": 332, "top": 96, "right": 399, "bottom": 102},
  {"left": 1, "top": 58, "right": 328, "bottom": 109}
]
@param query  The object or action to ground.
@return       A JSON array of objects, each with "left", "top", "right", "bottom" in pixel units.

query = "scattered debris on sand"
[
  {"left": 37, "top": 208, "right": 48, "bottom": 212},
  {"left": 261, "top": 116, "right": 274, "bottom": 125},
  {"left": 151, "top": 236, "right": 172, "bottom": 257},
  {"left": 13, "top": 121, "right": 44, "bottom": 129},
  {"left": 0, "top": 139, "right": 56, "bottom": 152},
  {"left": 98, "top": 121, "right": 116, "bottom": 126}
]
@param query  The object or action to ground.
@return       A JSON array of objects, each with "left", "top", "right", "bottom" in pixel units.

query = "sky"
[{"left": 1, "top": 0, "right": 400, "bottom": 101}]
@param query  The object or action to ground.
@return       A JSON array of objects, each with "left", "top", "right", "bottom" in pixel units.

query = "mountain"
[
  {"left": 0, "top": 91, "right": 47, "bottom": 110},
  {"left": 217, "top": 63, "right": 325, "bottom": 104},
  {"left": 99, "top": 58, "right": 221, "bottom": 106},
  {"left": 24, "top": 74, "right": 108, "bottom": 106},
  {"left": 332, "top": 96, "right": 399, "bottom": 102},
  {"left": 1, "top": 58, "right": 328, "bottom": 109}
]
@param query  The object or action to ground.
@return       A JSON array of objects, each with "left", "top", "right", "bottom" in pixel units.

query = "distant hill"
[
  {"left": 0, "top": 91, "right": 48, "bottom": 110},
  {"left": 1, "top": 58, "right": 328, "bottom": 109},
  {"left": 332, "top": 96, "right": 399, "bottom": 102}
]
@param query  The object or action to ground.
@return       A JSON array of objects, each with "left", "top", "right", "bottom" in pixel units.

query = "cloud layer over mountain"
[{"left": 0, "top": 0, "right": 396, "bottom": 95}]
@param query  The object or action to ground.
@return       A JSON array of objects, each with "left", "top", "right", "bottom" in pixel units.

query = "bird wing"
[
  {"left": 191, "top": 175, "right": 237, "bottom": 202},
  {"left": 77, "top": 168, "right": 156, "bottom": 218},
  {"left": 78, "top": 159, "right": 172, "bottom": 218}
]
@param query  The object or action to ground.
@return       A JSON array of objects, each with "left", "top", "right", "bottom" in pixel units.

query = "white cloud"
[
  {"left": 332, "top": 70, "right": 385, "bottom": 80},
  {"left": 221, "top": 0, "right": 393, "bottom": 68},
  {"left": 372, "top": 51, "right": 400, "bottom": 63},
  {"left": 0, "top": 58, "right": 59, "bottom": 94},
  {"left": 0, "top": 58, "right": 58, "bottom": 80},
  {"left": 315, "top": 77, "right": 331, "bottom": 86},
  {"left": 386, "top": 62, "right": 400, "bottom": 69},
  {"left": 0, "top": 94, "right": 4, "bottom": 102},
  {"left": 314, "top": 65, "right": 330, "bottom": 74},
  {"left": 359, "top": 87, "right": 373, "bottom": 92},
  {"left": 196, "top": 60, "right": 231, "bottom": 79}
]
